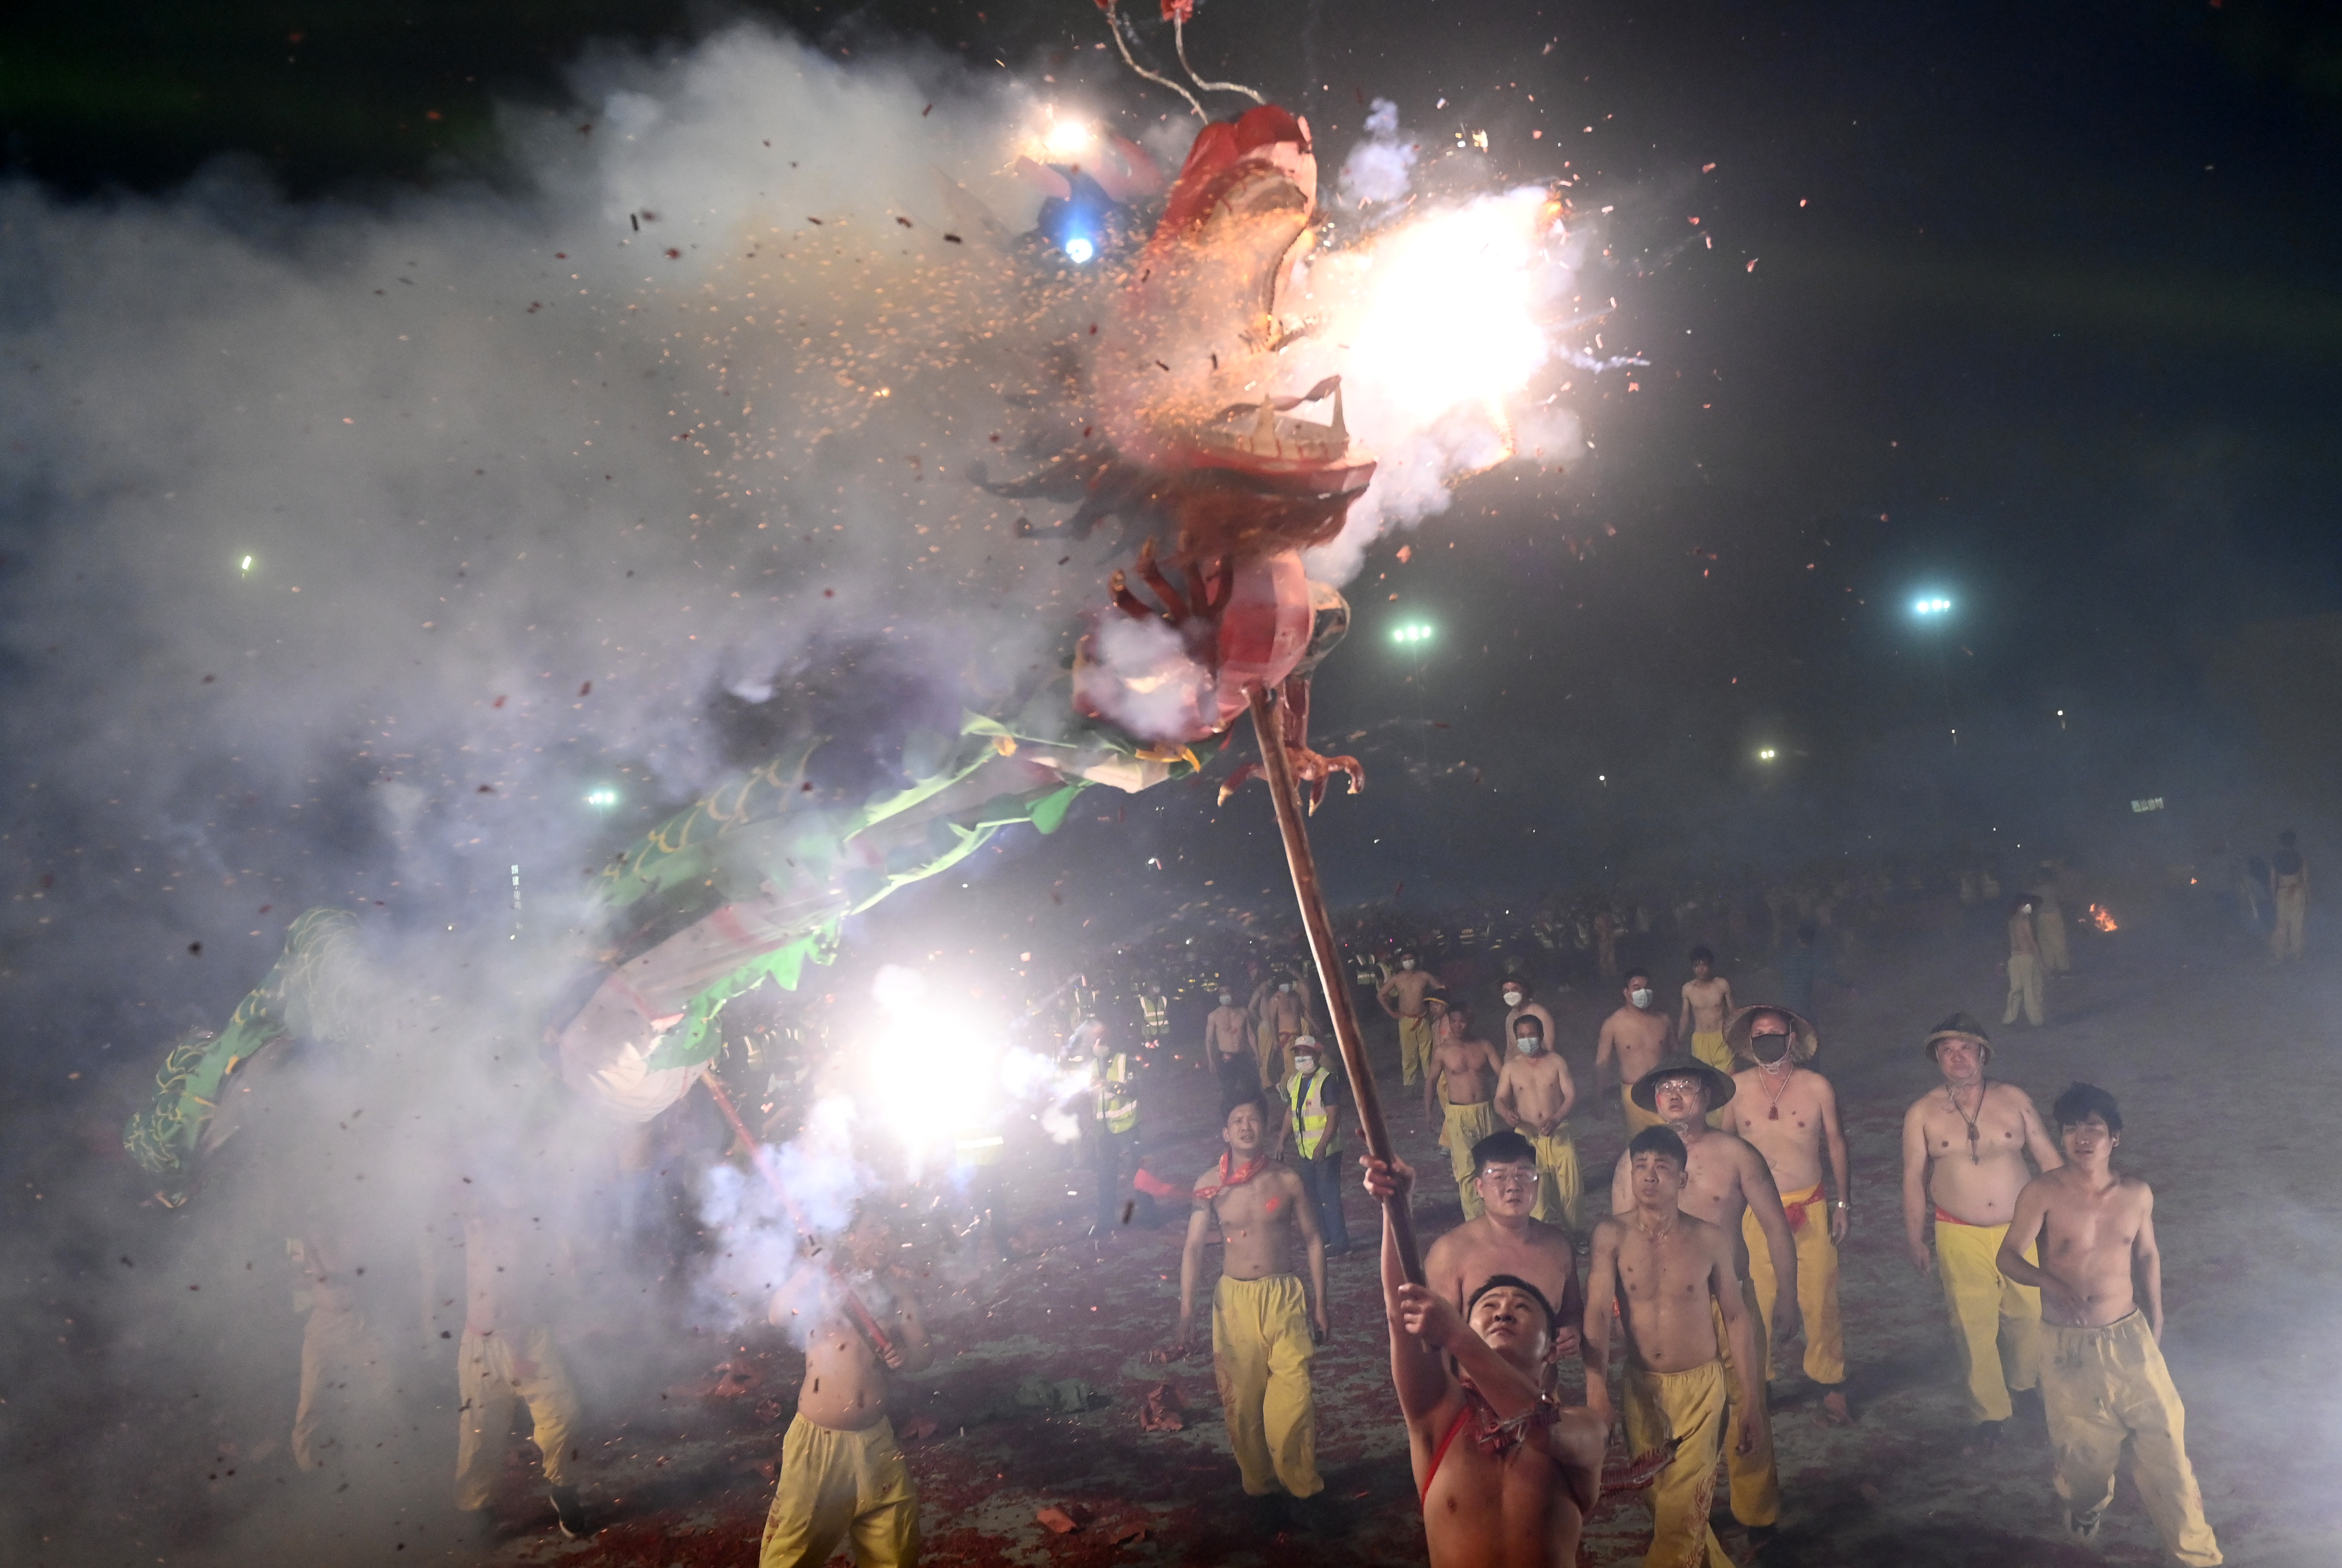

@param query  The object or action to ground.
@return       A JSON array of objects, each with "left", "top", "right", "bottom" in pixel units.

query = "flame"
[{"left": 2089, "top": 903, "right": 2117, "bottom": 933}]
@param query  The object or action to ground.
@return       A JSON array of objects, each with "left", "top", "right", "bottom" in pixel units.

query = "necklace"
[
  {"left": 1757, "top": 1057, "right": 1795, "bottom": 1120},
  {"left": 1945, "top": 1079, "right": 1987, "bottom": 1164}
]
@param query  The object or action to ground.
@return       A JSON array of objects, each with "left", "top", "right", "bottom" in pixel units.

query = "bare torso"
[
  {"left": 790, "top": 1275, "right": 926, "bottom": 1431},
  {"left": 1598, "top": 1212, "right": 1730, "bottom": 1372},
  {"left": 1206, "top": 1005, "right": 1251, "bottom": 1059},
  {"left": 1680, "top": 977, "right": 1732, "bottom": 1036},
  {"left": 1424, "top": 1218, "right": 1586, "bottom": 1358},
  {"left": 1199, "top": 1163, "right": 1310, "bottom": 1280},
  {"left": 1725, "top": 1065, "right": 1834, "bottom": 1194},
  {"left": 1432, "top": 1034, "right": 1501, "bottom": 1106},
  {"left": 1597, "top": 1005, "right": 1674, "bottom": 1086},
  {"left": 1610, "top": 1128, "right": 1770, "bottom": 1274},
  {"left": 2025, "top": 1170, "right": 2152, "bottom": 1327},
  {"left": 1382, "top": 970, "right": 1442, "bottom": 1017},
  {"left": 1905, "top": 1080, "right": 2055, "bottom": 1225},
  {"left": 1266, "top": 989, "right": 1308, "bottom": 1035},
  {"left": 1497, "top": 1053, "right": 1577, "bottom": 1137},
  {"left": 1418, "top": 1398, "right": 1603, "bottom": 1568}
]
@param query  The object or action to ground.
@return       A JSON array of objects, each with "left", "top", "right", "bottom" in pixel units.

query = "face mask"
[
  {"left": 1630, "top": 987, "right": 1653, "bottom": 1009},
  {"left": 1514, "top": 1035, "right": 1543, "bottom": 1055},
  {"left": 1750, "top": 1033, "right": 1792, "bottom": 1064},
  {"left": 1502, "top": 990, "right": 1523, "bottom": 1006},
  {"left": 1279, "top": 982, "right": 1292, "bottom": 993},
  {"left": 1294, "top": 1057, "right": 1319, "bottom": 1075},
  {"left": 1401, "top": 959, "right": 1417, "bottom": 970},
  {"left": 1219, "top": 994, "right": 1234, "bottom": 1007}
]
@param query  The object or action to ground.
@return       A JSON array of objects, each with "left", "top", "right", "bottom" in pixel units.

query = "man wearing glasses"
[{"left": 1416, "top": 1130, "right": 1585, "bottom": 1372}]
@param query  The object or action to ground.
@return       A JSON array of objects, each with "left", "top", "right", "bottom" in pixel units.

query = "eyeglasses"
[{"left": 1476, "top": 1167, "right": 1538, "bottom": 1187}]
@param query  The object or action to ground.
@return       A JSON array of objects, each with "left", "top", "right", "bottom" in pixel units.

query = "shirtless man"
[
  {"left": 1609, "top": 1062, "right": 1798, "bottom": 1544},
  {"left": 1206, "top": 989, "right": 1257, "bottom": 1108},
  {"left": 760, "top": 1215, "right": 933, "bottom": 1568},
  {"left": 1426, "top": 1005, "right": 1505, "bottom": 1222},
  {"left": 1397, "top": 1131, "right": 1586, "bottom": 1370},
  {"left": 1900, "top": 1013, "right": 2063, "bottom": 1449},
  {"left": 1677, "top": 947, "right": 1736, "bottom": 1077},
  {"left": 1174, "top": 1095, "right": 1330, "bottom": 1512},
  {"left": 1498, "top": 978, "right": 1558, "bottom": 1056},
  {"left": 1720, "top": 1006, "right": 1852, "bottom": 1425},
  {"left": 1496, "top": 1013, "right": 1583, "bottom": 1234},
  {"left": 1380, "top": 950, "right": 1445, "bottom": 1088},
  {"left": 1372, "top": 1155, "right": 1607, "bottom": 1568},
  {"left": 1997, "top": 1085, "right": 2221, "bottom": 1564},
  {"left": 1584, "top": 1128, "right": 1766, "bottom": 1568},
  {"left": 1595, "top": 968, "right": 1675, "bottom": 1134},
  {"left": 2004, "top": 897, "right": 2045, "bottom": 1028},
  {"left": 1263, "top": 974, "right": 1313, "bottom": 1082},
  {"left": 2270, "top": 828, "right": 2308, "bottom": 962}
]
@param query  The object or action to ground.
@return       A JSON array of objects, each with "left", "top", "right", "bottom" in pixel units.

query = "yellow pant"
[
  {"left": 292, "top": 1305, "right": 392, "bottom": 1470},
  {"left": 1529, "top": 1127, "right": 1583, "bottom": 1233},
  {"left": 454, "top": 1325, "right": 579, "bottom": 1509},
  {"left": 1399, "top": 1014, "right": 1433, "bottom": 1086},
  {"left": 1444, "top": 1100, "right": 1499, "bottom": 1220},
  {"left": 1689, "top": 1034, "right": 1730, "bottom": 1125},
  {"left": 759, "top": 1413, "right": 920, "bottom": 1568},
  {"left": 2041, "top": 1312, "right": 2221, "bottom": 1566},
  {"left": 1211, "top": 1273, "right": 1321, "bottom": 1498},
  {"left": 1623, "top": 1361, "right": 1736, "bottom": 1568},
  {"left": 2004, "top": 952, "right": 2044, "bottom": 1026},
  {"left": 1255, "top": 1022, "right": 1278, "bottom": 1087},
  {"left": 1708, "top": 1277, "right": 1779, "bottom": 1527},
  {"left": 1934, "top": 1218, "right": 2041, "bottom": 1422},
  {"left": 1622, "top": 1084, "right": 1664, "bottom": 1134},
  {"left": 2274, "top": 883, "right": 2306, "bottom": 960},
  {"left": 1743, "top": 1189, "right": 1845, "bottom": 1385}
]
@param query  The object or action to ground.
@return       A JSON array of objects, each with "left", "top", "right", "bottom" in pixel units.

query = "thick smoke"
[{"left": 0, "top": 20, "right": 1611, "bottom": 1560}]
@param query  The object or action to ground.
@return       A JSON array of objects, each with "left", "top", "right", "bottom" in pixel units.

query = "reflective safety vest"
[
  {"left": 1097, "top": 1052, "right": 1139, "bottom": 1135},
  {"left": 1287, "top": 1067, "right": 1338, "bottom": 1159},
  {"left": 953, "top": 1129, "right": 1005, "bottom": 1167},
  {"left": 1138, "top": 993, "right": 1169, "bottom": 1042}
]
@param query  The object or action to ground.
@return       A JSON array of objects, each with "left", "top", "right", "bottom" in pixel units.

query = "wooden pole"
[
  {"left": 699, "top": 1071, "right": 897, "bottom": 1358},
  {"left": 1247, "top": 684, "right": 1423, "bottom": 1284}
]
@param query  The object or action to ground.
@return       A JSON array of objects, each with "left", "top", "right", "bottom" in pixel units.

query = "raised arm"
[
  {"left": 1900, "top": 1100, "right": 1934, "bottom": 1275},
  {"left": 1736, "top": 1144, "right": 1804, "bottom": 1345},
  {"left": 1377, "top": 1159, "right": 1451, "bottom": 1422}
]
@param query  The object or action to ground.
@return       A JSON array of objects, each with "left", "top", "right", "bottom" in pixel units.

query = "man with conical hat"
[
  {"left": 1899, "top": 1013, "right": 2064, "bottom": 1452},
  {"left": 1610, "top": 1059, "right": 1800, "bottom": 1552},
  {"left": 1719, "top": 1005, "right": 1852, "bottom": 1426}
]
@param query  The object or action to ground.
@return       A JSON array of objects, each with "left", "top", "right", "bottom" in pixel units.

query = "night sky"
[{"left": 5, "top": 0, "right": 2339, "bottom": 914}]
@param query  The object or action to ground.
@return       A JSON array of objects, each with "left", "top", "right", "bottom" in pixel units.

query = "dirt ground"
[{"left": 428, "top": 897, "right": 2337, "bottom": 1567}]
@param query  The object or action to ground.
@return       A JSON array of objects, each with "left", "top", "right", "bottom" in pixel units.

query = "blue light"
[
  {"left": 1063, "top": 235, "right": 1095, "bottom": 264},
  {"left": 1912, "top": 595, "right": 1952, "bottom": 616}
]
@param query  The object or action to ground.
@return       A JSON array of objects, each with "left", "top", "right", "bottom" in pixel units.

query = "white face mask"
[
  {"left": 1514, "top": 1035, "right": 1543, "bottom": 1054},
  {"left": 1219, "top": 993, "right": 1234, "bottom": 1007},
  {"left": 1294, "top": 1056, "right": 1320, "bottom": 1075},
  {"left": 1502, "top": 990, "right": 1523, "bottom": 1006},
  {"left": 1630, "top": 987, "right": 1654, "bottom": 1009},
  {"left": 1279, "top": 982, "right": 1292, "bottom": 993},
  {"left": 1401, "top": 959, "right": 1417, "bottom": 970}
]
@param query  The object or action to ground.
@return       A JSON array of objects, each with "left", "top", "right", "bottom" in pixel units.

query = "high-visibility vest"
[
  {"left": 1098, "top": 1052, "right": 1139, "bottom": 1135},
  {"left": 1287, "top": 1067, "right": 1338, "bottom": 1159},
  {"left": 1138, "top": 993, "right": 1169, "bottom": 1041}
]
